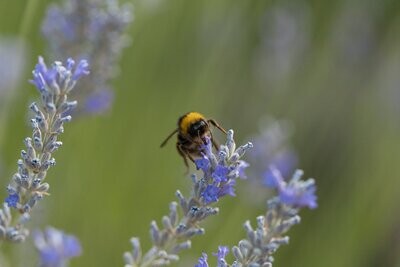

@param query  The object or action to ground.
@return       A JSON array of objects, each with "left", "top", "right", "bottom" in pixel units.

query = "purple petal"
[
  {"left": 63, "top": 235, "right": 82, "bottom": 258},
  {"left": 40, "top": 248, "right": 62, "bottom": 265},
  {"left": 200, "top": 137, "right": 213, "bottom": 156},
  {"left": 263, "top": 166, "right": 284, "bottom": 189},
  {"left": 66, "top": 58, "right": 75, "bottom": 71},
  {"left": 5, "top": 193, "right": 19, "bottom": 208},
  {"left": 237, "top": 160, "right": 250, "bottom": 179},
  {"left": 212, "top": 165, "right": 229, "bottom": 183},
  {"left": 85, "top": 89, "right": 113, "bottom": 114},
  {"left": 34, "top": 227, "right": 82, "bottom": 266},
  {"left": 201, "top": 185, "right": 220, "bottom": 204},
  {"left": 213, "top": 245, "right": 229, "bottom": 260},
  {"left": 279, "top": 183, "right": 317, "bottom": 209},
  {"left": 219, "top": 179, "right": 236, "bottom": 197},
  {"left": 195, "top": 156, "right": 210, "bottom": 173},
  {"left": 72, "top": 59, "right": 90, "bottom": 80},
  {"left": 195, "top": 253, "right": 209, "bottom": 267}
]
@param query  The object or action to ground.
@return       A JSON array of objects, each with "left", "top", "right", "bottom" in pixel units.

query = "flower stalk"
[
  {"left": 0, "top": 56, "right": 89, "bottom": 243},
  {"left": 124, "top": 130, "right": 253, "bottom": 267}
]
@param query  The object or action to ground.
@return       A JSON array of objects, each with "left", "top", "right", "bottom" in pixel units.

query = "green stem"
[
  {"left": 0, "top": 0, "right": 42, "bottom": 155},
  {"left": 19, "top": 0, "right": 41, "bottom": 39}
]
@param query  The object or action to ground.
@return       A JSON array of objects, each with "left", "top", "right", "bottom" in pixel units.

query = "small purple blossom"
[
  {"left": 219, "top": 179, "right": 237, "bottom": 197},
  {"left": 212, "top": 165, "right": 230, "bottom": 183},
  {"left": 279, "top": 180, "right": 317, "bottom": 209},
  {"left": 201, "top": 178, "right": 237, "bottom": 204},
  {"left": 195, "top": 155, "right": 211, "bottom": 173},
  {"left": 195, "top": 253, "right": 209, "bottom": 267},
  {"left": 213, "top": 246, "right": 229, "bottom": 266},
  {"left": 72, "top": 59, "right": 90, "bottom": 80},
  {"left": 267, "top": 167, "right": 317, "bottom": 209},
  {"left": 236, "top": 160, "right": 250, "bottom": 179},
  {"left": 263, "top": 166, "right": 284, "bottom": 188},
  {"left": 66, "top": 58, "right": 75, "bottom": 71},
  {"left": 34, "top": 227, "right": 82, "bottom": 267},
  {"left": 5, "top": 193, "right": 19, "bottom": 208},
  {"left": 195, "top": 132, "right": 252, "bottom": 204},
  {"left": 30, "top": 56, "right": 89, "bottom": 95},
  {"left": 84, "top": 89, "right": 114, "bottom": 114},
  {"left": 202, "top": 184, "right": 220, "bottom": 204},
  {"left": 200, "top": 137, "right": 213, "bottom": 157},
  {"left": 30, "top": 57, "right": 54, "bottom": 93},
  {"left": 41, "top": 0, "right": 133, "bottom": 115},
  {"left": 195, "top": 246, "right": 229, "bottom": 267}
]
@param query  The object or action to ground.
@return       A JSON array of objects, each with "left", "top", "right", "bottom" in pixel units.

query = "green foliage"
[{"left": 0, "top": 0, "right": 400, "bottom": 266}]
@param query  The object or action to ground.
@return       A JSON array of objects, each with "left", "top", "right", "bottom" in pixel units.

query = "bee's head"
[
  {"left": 188, "top": 119, "right": 209, "bottom": 138},
  {"left": 179, "top": 112, "right": 207, "bottom": 135}
]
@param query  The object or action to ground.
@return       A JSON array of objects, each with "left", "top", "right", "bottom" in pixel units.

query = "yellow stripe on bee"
[{"left": 180, "top": 112, "right": 205, "bottom": 134}]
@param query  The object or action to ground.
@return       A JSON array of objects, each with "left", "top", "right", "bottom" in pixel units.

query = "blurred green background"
[{"left": 1, "top": 0, "right": 400, "bottom": 266}]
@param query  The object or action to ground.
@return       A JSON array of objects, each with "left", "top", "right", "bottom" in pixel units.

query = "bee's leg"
[
  {"left": 208, "top": 119, "right": 227, "bottom": 134},
  {"left": 209, "top": 132, "right": 220, "bottom": 150},
  {"left": 177, "top": 144, "right": 197, "bottom": 174},
  {"left": 176, "top": 143, "right": 189, "bottom": 170},
  {"left": 187, "top": 153, "right": 196, "bottom": 163}
]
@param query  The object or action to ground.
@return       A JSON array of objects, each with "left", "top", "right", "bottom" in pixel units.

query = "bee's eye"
[
  {"left": 189, "top": 120, "right": 206, "bottom": 135},
  {"left": 194, "top": 121, "right": 205, "bottom": 130}
]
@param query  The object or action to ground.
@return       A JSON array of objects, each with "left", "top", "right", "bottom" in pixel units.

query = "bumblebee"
[{"left": 160, "top": 112, "right": 227, "bottom": 168}]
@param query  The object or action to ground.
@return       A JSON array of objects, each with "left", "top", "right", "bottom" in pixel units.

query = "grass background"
[{"left": 1, "top": 0, "right": 400, "bottom": 266}]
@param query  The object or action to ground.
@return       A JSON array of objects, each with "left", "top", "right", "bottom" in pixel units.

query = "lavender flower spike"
[
  {"left": 197, "top": 169, "right": 317, "bottom": 266},
  {"left": 0, "top": 56, "right": 89, "bottom": 243},
  {"left": 42, "top": 0, "right": 133, "bottom": 115},
  {"left": 124, "top": 130, "right": 252, "bottom": 267},
  {"left": 34, "top": 227, "right": 82, "bottom": 267},
  {"left": 230, "top": 169, "right": 317, "bottom": 266}
]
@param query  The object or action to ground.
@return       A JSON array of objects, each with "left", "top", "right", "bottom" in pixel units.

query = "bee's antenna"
[
  {"left": 160, "top": 128, "right": 179, "bottom": 147},
  {"left": 208, "top": 119, "right": 227, "bottom": 134}
]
